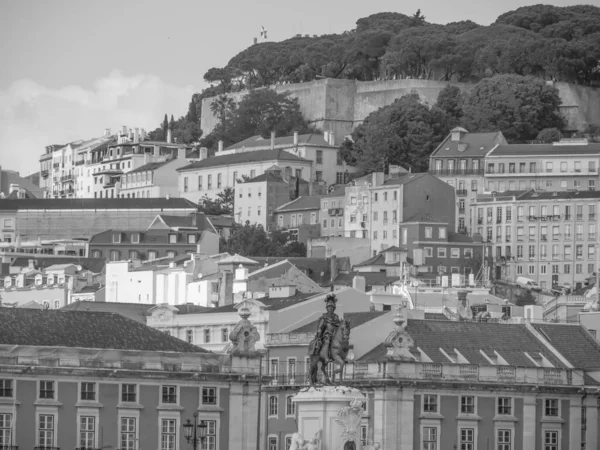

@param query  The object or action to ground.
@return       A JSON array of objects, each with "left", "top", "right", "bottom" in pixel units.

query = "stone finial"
[
  {"left": 384, "top": 304, "right": 416, "bottom": 361},
  {"left": 227, "top": 305, "right": 260, "bottom": 355}
]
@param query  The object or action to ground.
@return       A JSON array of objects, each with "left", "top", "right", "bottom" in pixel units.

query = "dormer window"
[
  {"left": 187, "top": 234, "right": 197, "bottom": 244},
  {"left": 168, "top": 234, "right": 177, "bottom": 244},
  {"left": 439, "top": 227, "right": 447, "bottom": 239},
  {"left": 131, "top": 233, "right": 140, "bottom": 244},
  {"left": 112, "top": 233, "right": 122, "bottom": 244}
]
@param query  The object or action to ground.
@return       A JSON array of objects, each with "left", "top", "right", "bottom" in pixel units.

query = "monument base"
[{"left": 293, "top": 386, "right": 366, "bottom": 450}]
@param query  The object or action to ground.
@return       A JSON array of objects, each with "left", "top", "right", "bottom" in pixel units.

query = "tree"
[
  {"left": 198, "top": 187, "right": 234, "bottom": 215},
  {"left": 169, "top": 115, "right": 175, "bottom": 131},
  {"left": 221, "top": 222, "right": 307, "bottom": 257},
  {"left": 202, "top": 89, "right": 315, "bottom": 150},
  {"left": 186, "top": 100, "right": 198, "bottom": 123},
  {"left": 161, "top": 114, "right": 168, "bottom": 136},
  {"left": 460, "top": 74, "right": 564, "bottom": 143},
  {"left": 210, "top": 95, "right": 237, "bottom": 123},
  {"left": 340, "top": 92, "right": 449, "bottom": 174},
  {"left": 435, "top": 85, "right": 464, "bottom": 127},
  {"left": 536, "top": 127, "right": 562, "bottom": 143},
  {"left": 216, "top": 187, "right": 234, "bottom": 214}
]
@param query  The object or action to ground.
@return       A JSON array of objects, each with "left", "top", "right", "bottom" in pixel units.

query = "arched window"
[
  {"left": 268, "top": 395, "right": 278, "bottom": 417},
  {"left": 286, "top": 395, "right": 295, "bottom": 416}
]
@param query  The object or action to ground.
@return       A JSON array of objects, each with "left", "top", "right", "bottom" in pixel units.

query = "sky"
[{"left": 0, "top": 0, "right": 587, "bottom": 176}]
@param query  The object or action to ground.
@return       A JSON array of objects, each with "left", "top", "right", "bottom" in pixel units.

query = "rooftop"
[
  {"left": 177, "top": 149, "right": 309, "bottom": 172},
  {"left": 431, "top": 130, "right": 504, "bottom": 158},
  {"left": 225, "top": 133, "right": 332, "bottom": 151},
  {"left": 61, "top": 301, "right": 151, "bottom": 323},
  {"left": 0, "top": 198, "right": 198, "bottom": 211},
  {"left": 382, "top": 173, "right": 428, "bottom": 186},
  {"left": 218, "top": 254, "right": 259, "bottom": 265},
  {"left": 10, "top": 257, "right": 106, "bottom": 274},
  {"left": 532, "top": 323, "right": 600, "bottom": 370},
  {"left": 332, "top": 272, "right": 400, "bottom": 288},
  {"left": 196, "top": 292, "right": 316, "bottom": 314},
  {"left": 291, "top": 310, "right": 388, "bottom": 333},
  {"left": 476, "top": 190, "right": 600, "bottom": 202},
  {"left": 0, "top": 308, "right": 208, "bottom": 352},
  {"left": 488, "top": 141, "right": 600, "bottom": 157},
  {"left": 241, "top": 171, "right": 286, "bottom": 184},
  {"left": 276, "top": 196, "right": 322, "bottom": 212},
  {"left": 128, "top": 161, "right": 171, "bottom": 174}
]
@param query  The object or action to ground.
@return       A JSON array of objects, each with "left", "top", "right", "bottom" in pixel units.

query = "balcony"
[
  {"left": 60, "top": 174, "right": 73, "bottom": 182},
  {"left": 590, "top": 214, "right": 596, "bottom": 221},
  {"left": 34, "top": 447, "right": 59, "bottom": 450},
  {"left": 429, "top": 169, "right": 484, "bottom": 176},
  {"left": 52, "top": 163, "right": 61, "bottom": 169},
  {"left": 75, "top": 160, "right": 85, "bottom": 166},
  {"left": 458, "top": 208, "right": 465, "bottom": 214},
  {"left": 456, "top": 189, "right": 468, "bottom": 197},
  {"left": 41, "top": 170, "right": 49, "bottom": 178},
  {"left": 0, "top": 447, "right": 18, "bottom": 450},
  {"left": 577, "top": 214, "right": 583, "bottom": 220}
]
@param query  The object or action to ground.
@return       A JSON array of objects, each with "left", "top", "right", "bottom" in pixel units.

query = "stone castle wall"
[{"left": 200, "top": 78, "right": 600, "bottom": 141}]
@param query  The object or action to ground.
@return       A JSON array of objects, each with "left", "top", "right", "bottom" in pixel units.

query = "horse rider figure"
[{"left": 308, "top": 293, "right": 341, "bottom": 362}]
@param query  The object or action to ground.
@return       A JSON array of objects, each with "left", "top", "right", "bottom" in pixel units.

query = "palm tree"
[{"left": 210, "top": 95, "right": 237, "bottom": 123}]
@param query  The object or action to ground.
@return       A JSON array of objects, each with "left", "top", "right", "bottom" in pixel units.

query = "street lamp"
[{"left": 182, "top": 412, "right": 207, "bottom": 450}]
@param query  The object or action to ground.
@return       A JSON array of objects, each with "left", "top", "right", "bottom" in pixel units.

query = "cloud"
[{"left": 0, "top": 70, "right": 197, "bottom": 176}]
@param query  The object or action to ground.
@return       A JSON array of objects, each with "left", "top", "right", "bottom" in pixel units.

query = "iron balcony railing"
[
  {"left": 34, "top": 447, "right": 59, "bottom": 450},
  {"left": 0, "top": 446, "right": 18, "bottom": 450},
  {"left": 429, "top": 169, "right": 484, "bottom": 176}
]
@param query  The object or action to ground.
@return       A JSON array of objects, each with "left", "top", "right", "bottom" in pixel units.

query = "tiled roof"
[
  {"left": 0, "top": 198, "right": 198, "bottom": 211},
  {"left": 89, "top": 228, "right": 207, "bottom": 245},
  {"left": 517, "top": 191, "right": 600, "bottom": 201},
  {"left": 431, "top": 131, "right": 503, "bottom": 158},
  {"left": 324, "top": 184, "right": 346, "bottom": 197},
  {"left": 173, "top": 304, "right": 212, "bottom": 314},
  {"left": 248, "top": 260, "right": 296, "bottom": 280},
  {"left": 357, "top": 343, "right": 386, "bottom": 362},
  {"left": 199, "top": 292, "right": 316, "bottom": 314},
  {"left": 61, "top": 301, "right": 151, "bottom": 323},
  {"left": 401, "top": 215, "right": 448, "bottom": 224},
  {"left": 276, "top": 196, "right": 322, "bottom": 212},
  {"left": 128, "top": 161, "right": 171, "bottom": 173},
  {"left": 249, "top": 256, "right": 346, "bottom": 285},
  {"left": 532, "top": 323, "right": 600, "bottom": 369},
  {"left": 10, "top": 257, "right": 106, "bottom": 274},
  {"left": 242, "top": 171, "right": 286, "bottom": 183},
  {"left": 0, "top": 309, "right": 208, "bottom": 352},
  {"left": 218, "top": 254, "right": 259, "bottom": 265},
  {"left": 404, "top": 319, "right": 563, "bottom": 368},
  {"left": 354, "top": 254, "right": 386, "bottom": 267},
  {"left": 447, "top": 232, "right": 476, "bottom": 243},
  {"left": 382, "top": 173, "right": 427, "bottom": 186},
  {"left": 424, "top": 312, "right": 448, "bottom": 320},
  {"left": 177, "top": 149, "right": 309, "bottom": 172},
  {"left": 206, "top": 215, "right": 234, "bottom": 228},
  {"left": 225, "top": 133, "right": 331, "bottom": 150},
  {"left": 292, "top": 311, "right": 387, "bottom": 334},
  {"left": 332, "top": 272, "right": 399, "bottom": 288},
  {"left": 488, "top": 141, "right": 600, "bottom": 157}
]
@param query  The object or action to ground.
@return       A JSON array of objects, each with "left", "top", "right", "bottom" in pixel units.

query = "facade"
[
  {"left": 274, "top": 196, "right": 321, "bottom": 243},
  {"left": 118, "top": 157, "right": 191, "bottom": 199},
  {"left": 484, "top": 138, "right": 600, "bottom": 194},
  {"left": 88, "top": 213, "right": 219, "bottom": 262},
  {"left": 235, "top": 166, "right": 309, "bottom": 230},
  {"left": 319, "top": 185, "right": 346, "bottom": 237},
  {"left": 0, "top": 308, "right": 260, "bottom": 450},
  {"left": 263, "top": 307, "right": 600, "bottom": 450},
  {"left": 0, "top": 166, "right": 45, "bottom": 199},
  {"left": 472, "top": 190, "right": 599, "bottom": 290},
  {"left": 428, "top": 127, "right": 507, "bottom": 234}
]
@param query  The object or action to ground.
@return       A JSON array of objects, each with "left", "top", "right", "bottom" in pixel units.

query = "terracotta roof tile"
[
  {"left": 177, "top": 149, "right": 309, "bottom": 172},
  {"left": 532, "top": 323, "right": 600, "bottom": 369}
]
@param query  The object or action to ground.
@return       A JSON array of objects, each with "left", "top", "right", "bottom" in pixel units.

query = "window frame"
[
  {"left": 161, "top": 385, "right": 178, "bottom": 405},
  {"left": 121, "top": 383, "right": 137, "bottom": 403},
  {"left": 0, "top": 379, "right": 13, "bottom": 398},
  {"left": 422, "top": 394, "right": 438, "bottom": 413},
  {"left": 80, "top": 381, "right": 97, "bottom": 401},
  {"left": 39, "top": 380, "right": 55, "bottom": 400},
  {"left": 268, "top": 395, "right": 278, "bottom": 418},
  {"left": 201, "top": 386, "right": 217, "bottom": 405},
  {"left": 460, "top": 395, "right": 476, "bottom": 415}
]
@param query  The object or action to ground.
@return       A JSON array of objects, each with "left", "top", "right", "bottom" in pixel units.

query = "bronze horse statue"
[{"left": 309, "top": 319, "right": 351, "bottom": 385}]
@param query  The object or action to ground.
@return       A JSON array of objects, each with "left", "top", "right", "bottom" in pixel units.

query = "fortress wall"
[{"left": 200, "top": 78, "right": 600, "bottom": 141}]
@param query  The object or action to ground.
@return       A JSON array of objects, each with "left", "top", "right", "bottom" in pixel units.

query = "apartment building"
[
  {"left": 234, "top": 166, "right": 309, "bottom": 230},
  {"left": 320, "top": 185, "right": 346, "bottom": 237},
  {"left": 472, "top": 190, "right": 600, "bottom": 290},
  {"left": 274, "top": 196, "right": 321, "bottom": 243},
  {"left": 428, "top": 127, "right": 507, "bottom": 234},
  {"left": 0, "top": 308, "right": 260, "bottom": 450},
  {"left": 484, "top": 138, "right": 600, "bottom": 194}
]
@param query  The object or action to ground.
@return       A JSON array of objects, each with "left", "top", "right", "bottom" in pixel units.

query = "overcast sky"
[{"left": 0, "top": 0, "right": 587, "bottom": 175}]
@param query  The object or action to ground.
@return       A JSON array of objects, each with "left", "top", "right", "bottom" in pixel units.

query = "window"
[
  {"left": 316, "top": 150, "right": 323, "bottom": 164},
  {"left": 79, "top": 416, "right": 96, "bottom": 448},
  {"left": 121, "top": 384, "right": 136, "bottom": 402},
  {"left": 187, "top": 234, "right": 197, "bottom": 244},
  {"left": 460, "top": 428, "right": 474, "bottom": 450},
  {"left": 423, "top": 394, "right": 437, "bottom": 413},
  {"left": 205, "top": 421, "right": 217, "bottom": 450},
  {"left": 120, "top": 417, "right": 136, "bottom": 450},
  {"left": 544, "top": 398, "right": 559, "bottom": 417},
  {"left": 461, "top": 396, "right": 475, "bottom": 414},
  {"left": 437, "top": 248, "right": 447, "bottom": 258},
  {"left": 451, "top": 248, "right": 460, "bottom": 259},
  {"left": 202, "top": 387, "right": 217, "bottom": 405},
  {"left": 186, "top": 329, "right": 194, "bottom": 343},
  {"left": 161, "top": 419, "right": 176, "bottom": 450},
  {"left": 544, "top": 430, "right": 558, "bottom": 450},
  {"left": 497, "top": 429, "right": 511, "bottom": 450},
  {"left": 183, "top": 177, "right": 188, "bottom": 192},
  {"left": 286, "top": 396, "right": 296, "bottom": 416},
  {"left": 221, "top": 328, "right": 228, "bottom": 342},
  {"left": 439, "top": 227, "right": 446, "bottom": 239},
  {"left": 425, "top": 227, "right": 432, "bottom": 238},
  {"left": 162, "top": 385, "right": 177, "bottom": 404},
  {"left": 207, "top": 174, "right": 212, "bottom": 190},
  {"left": 401, "top": 228, "right": 408, "bottom": 245},
  {"left": 316, "top": 171, "right": 323, "bottom": 182},
  {"left": 217, "top": 173, "right": 222, "bottom": 189},
  {"left": 198, "top": 175, "right": 203, "bottom": 190},
  {"left": 81, "top": 382, "right": 96, "bottom": 401},
  {"left": 498, "top": 397, "right": 512, "bottom": 415},
  {"left": 268, "top": 436, "right": 278, "bottom": 450},
  {"left": 0, "top": 380, "right": 12, "bottom": 398},
  {"left": 424, "top": 247, "right": 433, "bottom": 257},
  {"left": 204, "top": 329, "right": 211, "bottom": 343},
  {"left": 128, "top": 250, "right": 139, "bottom": 260},
  {"left": 40, "top": 380, "right": 55, "bottom": 399},
  {"left": 423, "top": 427, "right": 437, "bottom": 450},
  {"left": 39, "top": 414, "right": 54, "bottom": 447},
  {"left": 168, "top": 234, "right": 177, "bottom": 244},
  {"left": 269, "top": 396, "right": 278, "bottom": 416},
  {"left": 148, "top": 250, "right": 158, "bottom": 261},
  {"left": 112, "top": 232, "right": 122, "bottom": 244}
]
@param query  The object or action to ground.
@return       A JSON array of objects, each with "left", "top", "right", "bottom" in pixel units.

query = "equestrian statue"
[{"left": 307, "top": 293, "right": 351, "bottom": 385}]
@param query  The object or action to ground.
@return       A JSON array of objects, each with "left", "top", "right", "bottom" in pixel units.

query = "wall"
[
  {"left": 402, "top": 175, "right": 456, "bottom": 231},
  {"left": 0, "top": 286, "right": 67, "bottom": 308},
  {"left": 307, "top": 237, "right": 371, "bottom": 266},
  {"left": 201, "top": 79, "right": 600, "bottom": 142},
  {"left": 106, "top": 261, "right": 155, "bottom": 303}
]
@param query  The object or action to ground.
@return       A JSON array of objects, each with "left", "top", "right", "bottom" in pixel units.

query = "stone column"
[
  {"left": 293, "top": 386, "right": 367, "bottom": 450},
  {"left": 522, "top": 396, "right": 536, "bottom": 449},
  {"left": 584, "top": 395, "right": 598, "bottom": 450},
  {"left": 569, "top": 397, "right": 582, "bottom": 450}
]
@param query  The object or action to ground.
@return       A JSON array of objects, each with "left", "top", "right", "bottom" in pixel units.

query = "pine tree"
[
  {"left": 186, "top": 100, "right": 198, "bottom": 123},
  {"left": 161, "top": 114, "right": 168, "bottom": 135},
  {"left": 169, "top": 115, "right": 175, "bottom": 130}
]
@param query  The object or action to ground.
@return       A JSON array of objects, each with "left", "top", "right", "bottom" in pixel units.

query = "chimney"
[
  {"left": 28, "top": 259, "right": 35, "bottom": 271},
  {"left": 199, "top": 147, "right": 208, "bottom": 160},
  {"left": 329, "top": 254, "right": 338, "bottom": 284},
  {"left": 104, "top": 128, "right": 111, "bottom": 137},
  {"left": 167, "top": 128, "right": 172, "bottom": 144},
  {"left": 293, "top": 131, "right": 299, "bottom": 145},
  {"left": 122, "top": 125, "right": 127, "bottom": 136},
  {"left": 220, "top": 272, "right": 234, "bottom": 306},
  {"left": 253, "top": 37, "right": 258, "bottom": 45},
  {"left": 218, "top": 140, "right": 224, "bottom": 152},
  {"left": 270, "top": 131, "right": 276, "bottom": 150},
  {"left": 129, "top": 128, "right": 134, "bottom": 140},
  {"left": 352, "top": 276, "right": 366, "bottom": 292}
]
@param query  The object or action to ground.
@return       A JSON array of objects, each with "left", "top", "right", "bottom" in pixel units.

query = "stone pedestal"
[{"left": 293, "top": 386, "right": 367, "bottom": 450}]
